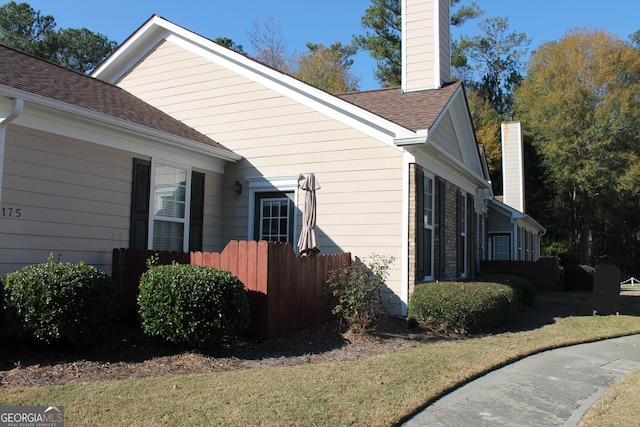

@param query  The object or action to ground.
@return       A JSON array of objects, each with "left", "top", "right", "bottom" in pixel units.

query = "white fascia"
[
  {"left": 0, "top": 97, "right": 24, "bottom": 204},
  {"left": 1, "top": 86, "right": 240, "bottom": 173}
]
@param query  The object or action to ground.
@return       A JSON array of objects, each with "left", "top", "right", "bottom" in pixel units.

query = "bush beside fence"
[{"left": 112, "top": 241, "right": 351, "bottom": 338}]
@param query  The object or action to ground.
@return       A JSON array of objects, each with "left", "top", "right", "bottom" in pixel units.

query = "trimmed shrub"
[
  {"left": 0, "top": 277, "right": 5, "bottom": 340},
  {"left": 138, "top": 264, "right": 250, "bottom": 347},
  {"left": 327, "top": 254, "right": 394, "bottom": 334},
  {"left": 408, "top": 281, "right": 518, "bottom": 333},
  {"left": 473, "top": 273, "right": 536, "bottom": 309},
  {"left": 4, "top": 257, "right": 116, "bottom": 346}
]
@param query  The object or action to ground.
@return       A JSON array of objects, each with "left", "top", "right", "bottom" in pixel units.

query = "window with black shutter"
[{"left": 130, "top": 158, "right": 205, "bottom": 251}]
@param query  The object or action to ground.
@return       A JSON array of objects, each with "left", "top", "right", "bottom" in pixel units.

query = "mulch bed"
[{"left": 0, "top": 299, "right": 586, "bottom": 388}]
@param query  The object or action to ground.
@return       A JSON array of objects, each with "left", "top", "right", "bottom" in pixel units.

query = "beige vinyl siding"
[
  {"left": 430, "top": 111, "right": 462, "bottom": 160},
  {"left": 117, "top": 40, "right": 407, "bottom": 312},
  {"left": 1, "top": 125, "right": 226, "bottom": 274},
  {"left": 0, "top": 126, "right": 132, "bottom": 274},
  {"left": 501, "top": 122, "right": 525, "bottom": 212},
  {"left": 404, "top": 0, "right": 437, "bottom": 92},
  {"left": 438, "top": 0, "right": 451, "bottom": 83},
  {"left": 403, "top": 0, "right": 450, "bottom": 91}
]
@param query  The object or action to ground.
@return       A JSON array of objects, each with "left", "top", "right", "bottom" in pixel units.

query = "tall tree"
[
  {"left": 0, "top": 1, "right": 55, "bottom": 53},
  {"left": 49, "top": 28, "right": 117, "bottom": 73},
  {"left": 515, "top": 29, "right": 640, "bottom": 266},
  {"left": 457, "top": 17, "right": 530, "bottom": 114},
  {"left": 294, "top": 42, "right": 360, "bottom": 93},
  {"left": 353, "top": 0, "right": 401, "bottom": 87},
  {"left": 0, "top": 1, "right": 117, "bottom": 73},
  {"left": 631, "top": 29, "right": 640, "bottom": 49},
  {"left": 354, "top": 0, "right": 482, "bottom": 87},
  {"left": 248, "top": 15, "right": 290, "bottom": 72},
  {"left": 214, "top": 37, "right": 246, "bottom": 55}
]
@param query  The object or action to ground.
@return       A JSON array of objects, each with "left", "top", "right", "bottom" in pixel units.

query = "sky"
[{"left": 15, "top": 0, "right": 640, "bottom": 90}]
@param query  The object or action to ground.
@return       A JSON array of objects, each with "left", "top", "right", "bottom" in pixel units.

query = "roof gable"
[
  {"left": 92, "top": 15, "right": 416, "bottom": 145},
  {"left": 336, "top": 82, "right": 460, "bottom": 132},
  {"left": 91, "top": 15, "right": 489, "bottom": 189}
]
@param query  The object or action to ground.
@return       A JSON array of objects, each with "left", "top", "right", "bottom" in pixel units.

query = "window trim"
[
  {"left": 491, "top": 233, "right": 511, "bottom": 261},
  {"left": 420, "top": 173, "right": 435, "bottom": 281},
  {"left": 246, "top": 175, "right": 301, "bottom": 243},
  {"left": 254, "top": 192, "right": 295, "bottom": 243},
  {"left": 458, "top": 191, "right": 467, "bottom": 277},
  {"left": 148, "top": 159, "right": 192, "bottom": 252}
]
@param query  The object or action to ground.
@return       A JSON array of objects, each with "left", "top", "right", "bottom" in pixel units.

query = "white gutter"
[{"left": 0, "top": 98, "right": 24, "bottom": 204}]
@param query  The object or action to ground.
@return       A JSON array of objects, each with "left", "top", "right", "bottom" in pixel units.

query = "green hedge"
[
  {"left": 472, "top": 273, "right": 536, "bottom": 310},
  {"left": 138, "top": 264, "right": 250, "bottom": 347},
  {"left": 4, "top": 258, "right": 116, "bottom": 346},
  {"left": 0, "top": 277, "right": 5, "bottom": 340},
  {"left": 408, "top": 281, "right": 518, "bottom": 333}
]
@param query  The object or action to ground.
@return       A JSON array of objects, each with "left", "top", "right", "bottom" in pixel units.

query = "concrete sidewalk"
[{"left": 403, "top": 334, "right": 640, "bottom": 426}]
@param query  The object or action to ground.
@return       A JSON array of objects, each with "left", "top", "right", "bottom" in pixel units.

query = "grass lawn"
[
  {"left": 1, "top": 290, "right": 639, "bottom": 426},
  {"left": 578, "top": 369, "right": 640, "bottom": 427}
]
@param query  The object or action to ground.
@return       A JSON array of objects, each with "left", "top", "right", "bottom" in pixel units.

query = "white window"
[
  {"left": 246, "top": 175, "right": 300, "bottom": 244},
  {"left": 422, "top": 175, "right": 434, "bottom": 279},
  {"left": 458, "top": 192, "right": 467, "bottom": 277},
  {"left": 149, "top": 161, "right": 191, "bottom": 251},
  {"left": 258, "top": 195, "right": 292, "bottom": 242},
  {"left": 492, "top": 235, "right": 510, "bottom": 260}
]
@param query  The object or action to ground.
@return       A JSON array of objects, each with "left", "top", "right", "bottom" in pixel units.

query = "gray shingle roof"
[
  {"left": 0, "top": 44, "right": 232, "bottom": 153},
  {"left": 336, "top": 81, "right": 461, "bottom": 132}
]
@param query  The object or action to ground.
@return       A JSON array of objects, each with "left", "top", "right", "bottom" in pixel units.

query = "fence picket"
[{"left": 112, "top": 242, "right": 350, "bottom": 338}]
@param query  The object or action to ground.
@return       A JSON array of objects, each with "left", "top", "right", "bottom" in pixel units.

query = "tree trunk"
[{"left": 580, "top": 198, "right": 592, "bottom": 265}]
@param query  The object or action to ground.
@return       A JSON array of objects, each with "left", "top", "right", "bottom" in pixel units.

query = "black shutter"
[
  {"left": 189, "top": 171, "right": 205, "bottom": 251},
  {"left": 456, "top": 190, "right": 463, "bottom": 277},
  {"left": 468, "top": 193, "right": 475, "bottom": 274},
  {"left": 416, "top": 170, "right": 425, "bottom": 279},
  {"left": 130, "top": 158, "right": 151, "bottom": 249}
]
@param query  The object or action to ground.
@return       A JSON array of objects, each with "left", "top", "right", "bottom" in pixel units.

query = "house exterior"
[
  {"left": 90, "top": 0, "right": 494, "bottom": 315},
  {"left": 0, "top": 0, "right": 544, "bottom": 317},
  {"left": 486, "top": 121, "right": 546, "bottom": 261},
  {"left": 0, "top": 44, "right": 240, "bottom": 274}
]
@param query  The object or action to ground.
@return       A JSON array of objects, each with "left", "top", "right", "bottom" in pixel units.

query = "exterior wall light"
[{"left": 234, "top": 180, "right": 243, "bottom": 198}]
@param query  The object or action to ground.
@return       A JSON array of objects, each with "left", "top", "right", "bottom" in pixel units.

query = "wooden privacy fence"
[
  {"left": 112, "top": 241, "right": 351, "bottom": 339},
  {"left": 479, "top": 258, "right": 560, "bottom": 292}
]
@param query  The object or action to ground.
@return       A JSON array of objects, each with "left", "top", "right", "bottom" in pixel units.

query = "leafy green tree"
[
  {"left": 466, "top": 86, "right": 502, "bottom": 192},
  {"left": 630, "top": 29, "right": 640, "bottom": 49},
  {"left": 515, "top": 29, "right": 640, "bottom": 266},
  {"left": 353, "top": 0, "right": 402, "bottom": 87},
  {"left": 0, "top": 1, "right": 55, "bottom": 54},
  {"left": 354, "top": 0, "right": 482, "bottom": 87},
  {"left": 458, "top": 17, "right": 530, "bottom": 114},
  {"left": 48, "top": 28, "right": 117, "bottom": 73},
  {"left": 294, "top": 42, "right": 360, "bottom": 93},
  {"left": 214, "top": 37, "right": 246, "bottom": 55},
  {"left": 0, "top": 1, "right": 117, "bottom": 73}
]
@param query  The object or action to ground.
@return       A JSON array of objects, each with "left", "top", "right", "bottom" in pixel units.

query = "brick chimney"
[
  {"left": 501, "top": 121, "right": 525, "bottom": 213},
  {"left": 401, "top": 0, "right": 451, "bottom": 92}
]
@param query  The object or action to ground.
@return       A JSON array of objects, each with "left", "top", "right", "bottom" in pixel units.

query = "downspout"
[{"left": 0, "top": 98, "right": 24, "bottom": 204}]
